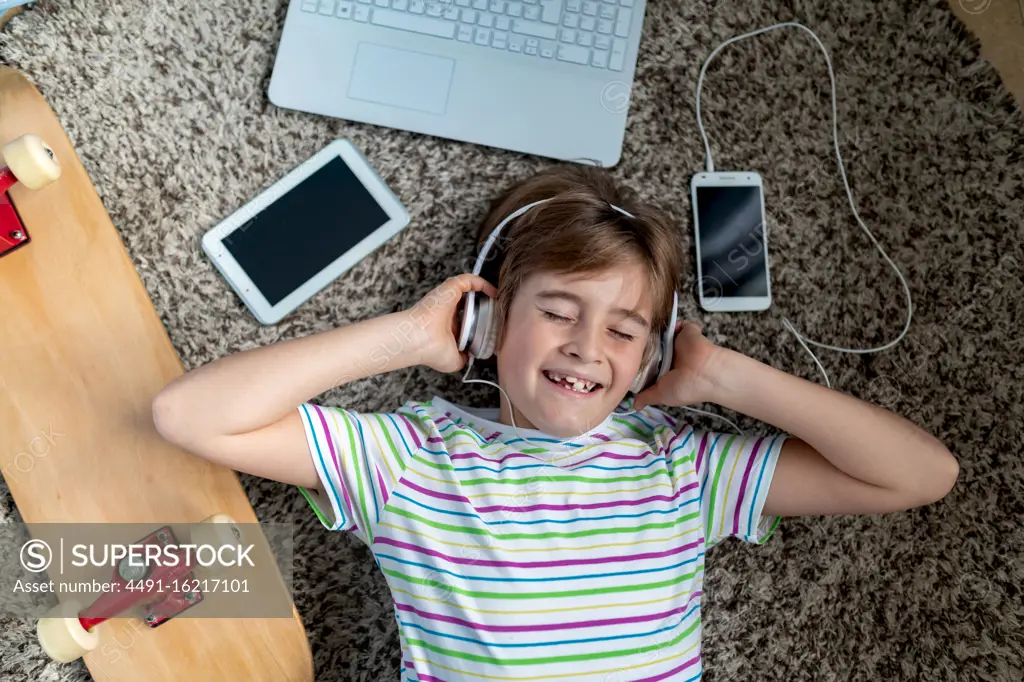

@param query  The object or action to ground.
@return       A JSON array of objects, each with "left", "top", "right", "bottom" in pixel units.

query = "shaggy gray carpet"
[{"left": 2, "top": 0, "right": 1023, "bottom": 679}]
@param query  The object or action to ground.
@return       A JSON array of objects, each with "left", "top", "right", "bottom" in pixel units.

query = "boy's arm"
[
  {"left": 151, "top": 310, "right": 426, "bottom": 489},
  {"left": 151, "top": 274, "right": 497, "bottom": 489},
  {"left": 708, "top": 348, "right": 960, "bottom": 516}
]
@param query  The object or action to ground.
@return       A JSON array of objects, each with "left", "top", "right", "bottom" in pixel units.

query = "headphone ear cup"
[
  {"left": 659, "top": 294, "right": 678, "bottom": 381},
  {"left": 630, "top": 344, "right": 661, "bottom": 395},
  {"left": 630, "top": 291, "right": 679, "bottom": 399},
  {"left": 457, "top": 291, "right": 477, "bottom": 353},
  {"left": 473, "top": 295, "right": 499, "bottom": 361},
  {"left": 628, "top": 369, "right": 645, "bottom": 396}
]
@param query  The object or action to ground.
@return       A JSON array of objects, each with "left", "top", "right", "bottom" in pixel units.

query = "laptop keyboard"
[{"left": 300, "top": 0, "right": 634, "bottom": 71}]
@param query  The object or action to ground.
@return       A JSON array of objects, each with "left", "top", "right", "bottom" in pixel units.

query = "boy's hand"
[
  {"left": 405, "top": 273, "right": 499, "bottom": 374},
  {"left": 633, "top": 321, "right": 728, "bottom": 410}
]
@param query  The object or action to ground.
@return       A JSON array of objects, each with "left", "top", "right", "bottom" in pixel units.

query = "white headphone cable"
[{"left": 696, "top": 21, "right": 914, "bottom": 389}]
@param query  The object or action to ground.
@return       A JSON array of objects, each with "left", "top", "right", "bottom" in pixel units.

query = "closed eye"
[
  {"left": 543, "top": 311, "right": 636, "bottom": 341},
  {"left": 542, "top": 311, "right": 572, "bottom": 323}
]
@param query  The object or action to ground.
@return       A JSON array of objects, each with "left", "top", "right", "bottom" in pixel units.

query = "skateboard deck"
[{"left": 0, "top": 68, "right": 313, "bottom": 681}]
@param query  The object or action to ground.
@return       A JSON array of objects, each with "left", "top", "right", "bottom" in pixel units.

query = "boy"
[{"left": 153, "top": 166, "right": 958, "bottom": 681}]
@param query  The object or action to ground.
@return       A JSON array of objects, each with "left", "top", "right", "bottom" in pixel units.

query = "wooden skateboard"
[{"left": 0, "top": 67, "right": 313, "bottom": 680}]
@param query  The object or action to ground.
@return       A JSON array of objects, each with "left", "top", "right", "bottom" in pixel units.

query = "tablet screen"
[{"left": 221, "top": 156, "right": 391, "bottom": 306}]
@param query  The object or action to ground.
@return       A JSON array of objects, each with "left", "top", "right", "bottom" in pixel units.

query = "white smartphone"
[
  {"left": 690, "top": 171, "right": 772, "bottom": 312},
  {"left": 202, "top": 139, "right": 410, "bottom": 324}
]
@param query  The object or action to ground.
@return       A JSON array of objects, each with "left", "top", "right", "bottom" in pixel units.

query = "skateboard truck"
[
  {"left": 76, "top": 526, "right": 206, "bottom": 632},
  {"left": 36, "top": 514, "right": 242, "bottom": 663},
  {"left": 0, "top": 134, "right": 61, "bottom": 258}
]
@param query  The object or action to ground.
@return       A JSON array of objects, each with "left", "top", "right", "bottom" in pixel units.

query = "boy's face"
[{"left": 495, "top": 262, "right": 655, "bottom": 438}]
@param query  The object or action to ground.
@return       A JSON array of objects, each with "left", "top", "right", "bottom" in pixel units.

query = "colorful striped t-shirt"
[{"left": 297, "top": 395, "right": 786, "bottom": 682}]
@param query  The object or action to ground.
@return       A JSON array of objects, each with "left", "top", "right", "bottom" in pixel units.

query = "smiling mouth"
[{"left": 542, "top": 370, "right": 603, "bottom": 394}]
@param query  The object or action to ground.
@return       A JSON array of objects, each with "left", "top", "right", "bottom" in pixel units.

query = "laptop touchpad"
[{"left": 347, "top": 43, "right": 455, "bottom": 115}]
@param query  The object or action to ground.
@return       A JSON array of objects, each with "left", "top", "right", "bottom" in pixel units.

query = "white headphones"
[{"left": 456, "top": 197, "right": 680, "bottom": 396}]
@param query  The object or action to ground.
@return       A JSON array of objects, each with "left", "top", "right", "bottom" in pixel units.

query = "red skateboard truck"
[
  {"left": 37, "top": 514, "right": 243, "bottom": 663},
  {"left": 1, "top": 133, "right": 61, "bottom": 258}
]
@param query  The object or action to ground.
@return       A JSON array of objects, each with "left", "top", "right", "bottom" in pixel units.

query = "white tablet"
[{"left": 201, "top": 139, "right": 410, "bottom": 324}]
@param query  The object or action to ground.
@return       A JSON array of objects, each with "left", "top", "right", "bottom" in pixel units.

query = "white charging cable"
[{"left": 695, "top": 21, "right": 914, "bottom": 390}]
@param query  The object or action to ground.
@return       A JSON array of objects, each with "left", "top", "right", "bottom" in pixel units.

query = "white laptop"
[{"left": 268, "top": 0, "right": 647, "bottom": 167}]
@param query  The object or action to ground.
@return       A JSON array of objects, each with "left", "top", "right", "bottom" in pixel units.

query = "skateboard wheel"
[
  {"left": 2, "top": 134, "right": 61, "bottom": 190},
  {"left": 191, "top": 514, "right": 243, "bottom": 578},
  {"left": 37, "top": 600, "right": 99, "bottom": 663}
]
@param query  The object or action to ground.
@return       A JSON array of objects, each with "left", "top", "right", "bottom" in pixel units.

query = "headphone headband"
[{"left": 473, "top": 198, "right": 635, "bottom": 277}]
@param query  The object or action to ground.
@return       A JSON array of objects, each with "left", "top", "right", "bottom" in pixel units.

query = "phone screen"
[{"left": 695, "top": 185, "right": 769, "bottom": 299}]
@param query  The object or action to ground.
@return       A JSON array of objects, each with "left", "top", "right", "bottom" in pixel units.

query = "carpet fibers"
[{"left": 2, "top": 0, "right": 1023, "bottom": 680}]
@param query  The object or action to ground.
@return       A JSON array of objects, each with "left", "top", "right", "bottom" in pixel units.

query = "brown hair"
[{"left": 475, "top": 165, "right": 684, "bottom": 367}]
